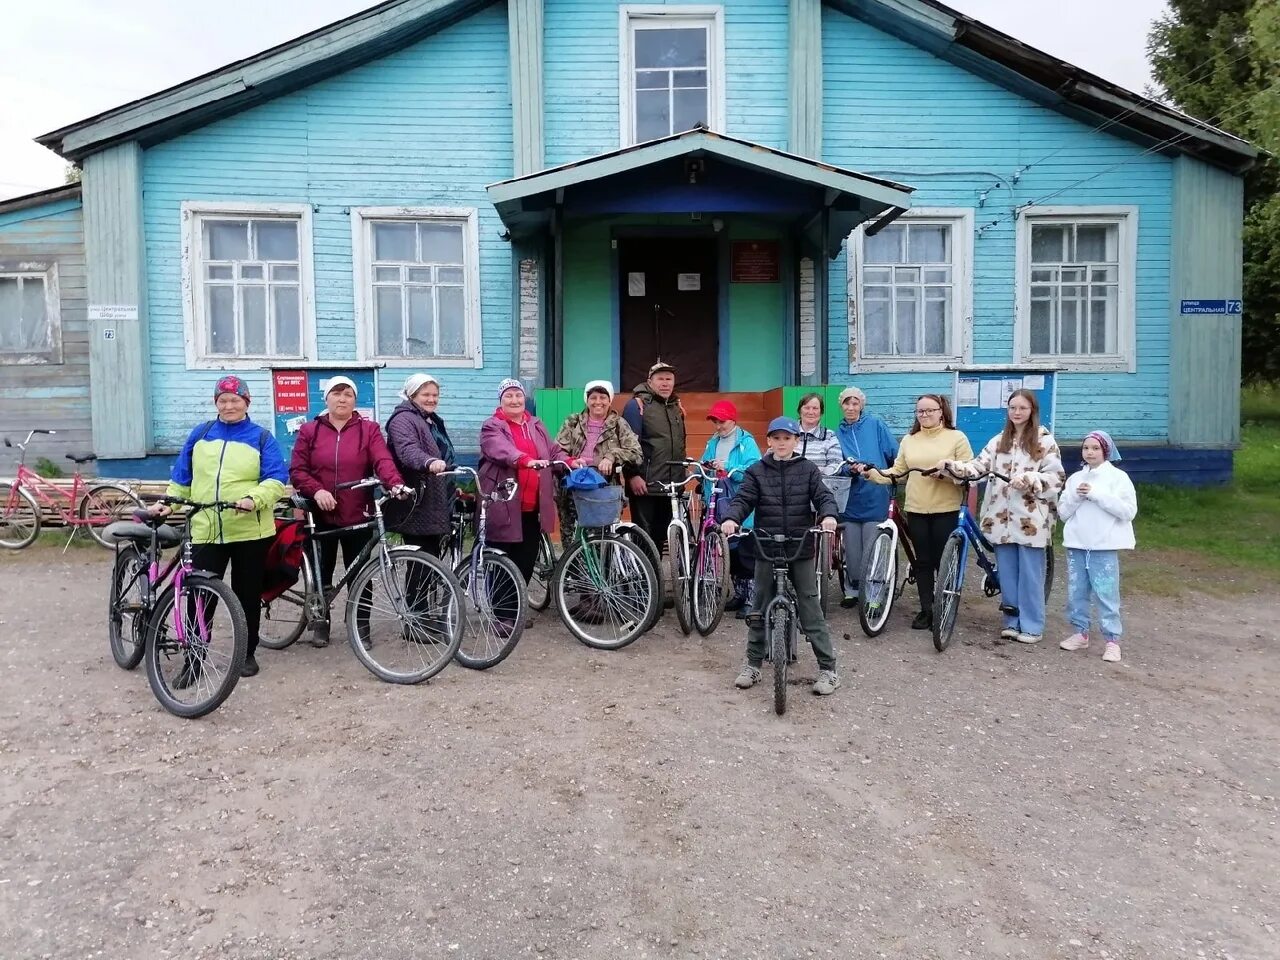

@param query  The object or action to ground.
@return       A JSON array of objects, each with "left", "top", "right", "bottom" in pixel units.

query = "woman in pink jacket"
[{"left": 289, "top": 376, "right": 404, "bottom": 645}]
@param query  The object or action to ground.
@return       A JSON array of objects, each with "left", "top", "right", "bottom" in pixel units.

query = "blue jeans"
[
  {"left": 1065, "top": 548, "right": 1123, "bottom": 641},
  {"left": 994, "top": 543, "right": 1047, "bottom": 636}
]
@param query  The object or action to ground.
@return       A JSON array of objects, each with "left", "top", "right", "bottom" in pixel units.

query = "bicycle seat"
[
  {"left": 65, "top": 452, "right": 98, "bottom": 464},
  {"left": 103, "top": 520, "right": 183, "bottom": 547}
]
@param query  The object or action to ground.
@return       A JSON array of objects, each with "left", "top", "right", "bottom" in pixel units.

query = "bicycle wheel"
[
  {"left": 80, "top": 484, "right": 143, "bottom": 548},
  {"left": 347, "top": 547, "right": 463, "bottom": 684},
  {"left": 614, "top": 522, "right": 664, "bottom": 632},
  {"left": 554, "top": 535, "right": 658, "bottom": 650},
  {"left": 454, "top": 549, "right": 526, "bottom": 670},
  {"left": 1043, "top": 544, "right": 1056, "bottom": 603},
  {"left": 692, "top": 528, "right": 730, "bottom": 636},
  {"left": 815, "top": 535, "right": 834, "bottom": 617},
  {"left": 769, "top": 604, "right": 792, "bottom": 716},
  {"left": 108, "top": 544, "right": 149, "bottom": 670},
  {"left": 857, "top": 529, "right": 898, "bottom": 638},
  {"left": 0, "top": 483, "right": 40, "bottom": 549},
  {"left": 144, "top": 576, "right": 247, "bottom": 719},
  {"left": 524, "top": 533, "right": 554, "bottom": 612},
  {"left": 258, "top": 552, "right": 313, "bottom": 650},
  {"left": 932, "top": 533, "right": 965, "bottom": 653},
  {"left": 667, "top": 527, "right": 693, "bottom": 635}
]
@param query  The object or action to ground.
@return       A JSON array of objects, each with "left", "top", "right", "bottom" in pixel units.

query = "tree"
[
  {"left": 64, "top": 163, "right": 81, "bottom": 185},
  {"left": 1149, "top": 0, "right": 1280, "bottom": 382}
]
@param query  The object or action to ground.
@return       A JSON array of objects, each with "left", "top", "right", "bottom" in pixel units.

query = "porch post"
[
  {"left": 789, "top": 0, "right": 823, "bottom": 158},
  {"left": 548, "top": 206, "right": 564, "bottom": 387},
  {"left": 509, "top": 0, "right": 545, "bottom": 176}
]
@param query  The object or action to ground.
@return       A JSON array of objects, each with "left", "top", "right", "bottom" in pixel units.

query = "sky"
[{"left": 0, "top": 0, "right": 1171, "bottom": 201}]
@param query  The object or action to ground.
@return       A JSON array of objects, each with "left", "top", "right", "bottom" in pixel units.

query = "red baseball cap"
[{"left": 706, "top": 400, "right": 739, "bottom": 422}]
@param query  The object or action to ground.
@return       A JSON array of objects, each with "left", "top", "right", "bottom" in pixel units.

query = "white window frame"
[
  {"left": 181, "top": 201, "right": 316, "bottom": 370},
  {"left": 848, "top": 208, "right": 973, "bottom": 373},
  {"left": 619, "top": 5, "right": 726, "bottom": 147},
  {"left": 0, "top": 261, "right": 61, "bottom": 365},
  {"left": 1015, "top": 205, "right": 1138, "bottom": 373},
  {"left": 351, "top": 207, "right": 484, "bottom": 368}
]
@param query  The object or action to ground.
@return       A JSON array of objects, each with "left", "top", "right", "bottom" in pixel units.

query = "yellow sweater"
[{"left": 871, "top": 425, "right": 973, "bottom": 514}]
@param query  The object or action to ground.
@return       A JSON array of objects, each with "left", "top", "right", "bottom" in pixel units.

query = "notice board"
[
  {"left": 731, "top": 240, "right": 780, "bottom": 283},
  {"left": 269, "top": 368, "right": 378, "bottom": 460},
  {"left": 952, "top": 370, "right": 1057, "bottom": 454}
]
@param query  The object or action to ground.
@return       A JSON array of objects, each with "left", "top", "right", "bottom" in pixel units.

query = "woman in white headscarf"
[
  {"left": 553, "top": 380, "right": 642, "bottom": 541},
  {"left": 383, "top": 373, "right": 456, "bottom": 556}
]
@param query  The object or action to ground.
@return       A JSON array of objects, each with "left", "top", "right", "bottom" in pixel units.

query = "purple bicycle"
[{"left": 106, "top": 497, "right": 249, "bottom": 719}]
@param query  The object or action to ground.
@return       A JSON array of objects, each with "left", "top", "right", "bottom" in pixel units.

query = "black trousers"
[
  {"left": 490, "top": 511, "right": 542, "bottom": 584},
  {"left": 315, "top": 524, "right": 374, "bottom": 590},
  {"left": 401, "top": 533, "right": 445, "bottom": 558},
  {"left": 906, "top": 511, "right": 959, "bottom": 614},
  {"left": 191, "top": 537, "right": 272, "bottom": 656},
  {"left": 628, "top": 494, "right": 673, "bottom": 553}
]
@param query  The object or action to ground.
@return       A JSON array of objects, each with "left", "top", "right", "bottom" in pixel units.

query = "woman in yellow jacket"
[{"left": 853, "top": 394, "right": 972, "bottom": 630}]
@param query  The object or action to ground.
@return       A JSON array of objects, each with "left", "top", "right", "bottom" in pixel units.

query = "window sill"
[
  {"left": 850, "top": 357, "right": 964, "bottom": 374},
  {"left": 362, "top": 355, "right": 483, "bottom": 369},
  {"left": 189, "top": 356, "right": 312, "bottom": 371},
  {"left": 1019, "top": 355, "right": 1134, "bottom": 374}
]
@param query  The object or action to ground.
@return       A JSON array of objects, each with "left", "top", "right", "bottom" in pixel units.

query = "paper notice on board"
[
  {"left": 627, "top": 272, "right": 645, "bottom": 297},
  {"left": 1022, "top": 373, "right": 1045, "bottom": 390},
  {"left": 1001, "top": 378, "right": 1022, "bottom": 404},
  {"left": 677, "top": 272, "right": 701, "bottom": 291},
  {"left": 957, "top": 377, "right": 980, "bottom": 407},
  {"left": 979, "top": 380, "right": 1002, "bottom": 409}
]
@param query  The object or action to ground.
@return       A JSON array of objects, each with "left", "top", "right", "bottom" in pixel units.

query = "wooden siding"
[
  {"left": 822, "top": 6, "right": 1176, "bottom": 445},
  {"left": 1168, "top": 156, "right": 1243, "bottom": 447},
  {"left": 509, "top": 0, "right": 545, "bottom": 175},
  {"left": 141, "top": 5, "right": 513, "bottom": 453},
  {"left": 0, "top": 199, "right": 93, "bottom": 476},
  {"left": 543, "top": 0, "right": 791, "bottom": 167},
  {"left": 83, "top": 143, "right": 151, "bottom": 458},
  {"left": 789, "top": 0, "right": 823, "bottom": 158}
]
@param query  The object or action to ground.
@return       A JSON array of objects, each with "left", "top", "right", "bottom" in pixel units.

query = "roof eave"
[{"left": 0, "top": 183, "right": 83, "bottom": 216}]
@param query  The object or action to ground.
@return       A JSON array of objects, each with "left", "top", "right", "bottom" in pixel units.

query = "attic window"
[{"left": 621, "top": 6, "right": 725, "bottom": 146}]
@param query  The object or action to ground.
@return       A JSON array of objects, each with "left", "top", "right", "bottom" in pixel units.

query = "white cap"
[
  {"left": 324, "top": 375, "right": 358, "bottom": 399},
  {"left": 583, "top": 379, "right": 614, "bottom": 404},
  {"left": 400, "top": 372, "right": 440, "bottom": 401}
]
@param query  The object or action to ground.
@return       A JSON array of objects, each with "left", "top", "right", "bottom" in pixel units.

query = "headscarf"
[
  {"left": 838, "top": 386, "right": 865, "bottom": 406},
  {"left": 583, "top": 379, "right": 614, "bottom": 404},
  {"left": 400, "top": 373, "right": 440, "bottom": 401},
  {"left": 1084, "top": 430, "right": 1122, "bottom": 462},
  {"left": 324, "top": 375, "right": 358, "bottom": 399}
]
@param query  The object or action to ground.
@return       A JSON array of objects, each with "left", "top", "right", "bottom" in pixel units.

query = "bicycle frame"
[
  {"left": 950, "top": 483, "right": 1001, "bottom": 596},
  {"left": 12, "top": 463, "right": 89, "bottom": 522},
  {"left": 442, "top": 466, "right": 518, "bottom": 604}
]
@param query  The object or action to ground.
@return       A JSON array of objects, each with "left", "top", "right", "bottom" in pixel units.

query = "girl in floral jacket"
[{"left": 939, "top": 389, "right": 1064, "bottom": 645}]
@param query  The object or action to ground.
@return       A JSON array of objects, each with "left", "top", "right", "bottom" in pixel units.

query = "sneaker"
[
  {"left": 1059, "top": 632, "right": 1090, "bottom": 651},
  {"left": 310, "top": 620, "right": 331, "bottom": 648},
  {"left": 1014, "top": 633, "right": 1042, "bottom": 644},
  {"left": 911, "top": 610, "right": 932, "bottom": 630},
  {"left": 734, "top": 664, "right": 762, "bottom": 688},
  {"left": 812, "top": 670, "right": 841, "bottom": 696},
  {"left": 840, "top": 593, "right": 858, "bottom": 609},
  {"left": 172, "top": 659, "right": 201, "bottom": 690},
  {"left": 240, "top": 655, "right": 260, "bottom": 678},
  {"left": 724, "top": 578, "right": 748, "bottom": 612},
  {"left": 1102, "top": 641, "right": 1122, "bottom": 663},
  {"left": 999, "top": 627, "right": 1020, "bottom": 641}
]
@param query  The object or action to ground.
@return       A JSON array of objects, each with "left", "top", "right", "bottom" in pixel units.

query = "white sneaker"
[
  {"left": 734, "top": 664, "right": 762, "bottom": 688},
  {"left": 1059, "top": 632, "right": 1090, "bottom": 651},
  {"left": 999, "top": 627, "right": 1019, "bottom": 640},
  {"left": 1014, "top": 632, "right": 1042, "bottom": 644},
  {"left": 812, "top": 670, "right": 841, "bottom": 696},
  {"left": 1102, "top": 641, "right": 1122, "bottom": 663}
]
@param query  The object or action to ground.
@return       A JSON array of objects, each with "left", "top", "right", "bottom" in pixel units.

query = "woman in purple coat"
[
  {"left": 479, "top": 378, "right": 566, "bottom": 583},
  {"left": 384, "top": 373, "right": 456, "bottom": 557}
]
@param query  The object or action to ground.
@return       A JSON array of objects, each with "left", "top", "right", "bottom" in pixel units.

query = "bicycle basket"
[
  {"left": 822, "top": 476, "right": 851, "bottom": 514},
  {"left": 571, "top": 485, "right": 623, "bottom": 528}
]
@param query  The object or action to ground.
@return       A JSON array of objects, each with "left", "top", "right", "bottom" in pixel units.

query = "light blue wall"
[
  {"left": 821, "top": 6, "right": 1176, "bottom": 444},
  {"left": 142, "top": 5, "right": 513, "bottom": 452},
  {"left": 543, "top": 0, "right": 790, "bottom": 167}
]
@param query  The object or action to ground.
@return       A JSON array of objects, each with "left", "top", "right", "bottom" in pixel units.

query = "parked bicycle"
[
  {"left": 653, "top": 463, "right": 699, "bottom": 635},
  {"left": 105, "top": 497, "right": 248, "bottom": 719},
  {"left": 256, "top": 478, "right": 464, "bottom": 683},
  {"left": 931, "top": 468, "right": 1057, "bottom": 653},
  {"left": 814, "top": 474, "right": 852, "bottom": 616},
  {"left": 849, "top": 465, "right": 934, "bottom": 638},
  {"left": 678, "top": 459, "right": 737, "bottom": 636},
  {"left": 1, "top": 429, "right": 141, "bottom": 549}
]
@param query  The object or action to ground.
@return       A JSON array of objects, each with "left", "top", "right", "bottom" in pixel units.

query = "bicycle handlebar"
[
  {"left": 4, "top": 429, "right": 56, "bottom": 449},
  {"left": 439, "top": 466, "right": 518, "bottom": 503},
  {"left": 750, "top": 528, "right": 830, "bottom": 564},
  {"left": 845, "top": 461, "right": 937, "bottom": 482},
  {"left": 161, "top": 495, "right": 246, "bottom": 512}
]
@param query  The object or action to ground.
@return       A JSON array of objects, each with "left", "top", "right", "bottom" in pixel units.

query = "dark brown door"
[{"left": 619, "top": 237, "right": 719, "bottom": 392}]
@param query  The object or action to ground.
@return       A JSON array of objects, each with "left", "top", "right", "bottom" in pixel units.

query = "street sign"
[{"left": 1180, "top": 299, "right": 1242, "bottom": 315}]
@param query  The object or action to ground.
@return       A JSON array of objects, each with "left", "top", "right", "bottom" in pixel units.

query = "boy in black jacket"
[{"left": 720, "top": 417, "right": 841, "bottom": 696}]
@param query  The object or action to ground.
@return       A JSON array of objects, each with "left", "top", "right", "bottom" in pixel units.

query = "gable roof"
[{"left": 37, "top": 0, "right": 1256, "bottom": 172}]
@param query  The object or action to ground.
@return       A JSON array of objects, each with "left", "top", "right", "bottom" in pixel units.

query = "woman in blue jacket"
[
  {"left": 699, "top": 400, "right": 762, "bottom": 616},
  {"left": 835, "top": 386, "right": 899, "bottom": 608}
]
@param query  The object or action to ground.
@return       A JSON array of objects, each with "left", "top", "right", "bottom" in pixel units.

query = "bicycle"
[
  {"left": 105, "top": 497, "right": 248, "bottom": 719},
  {"left": 814, "top": 474, "right": 852, "bottom": 616},
  {"left": 746, "top": 528, "right": 829, "bottom": 716},
  {"left": 682, "top": 460, "right": 737, "bottom": 636},
  {"left": 849, "top": 465, "right": 934, "bottom": 638},
  {"left": 931, "top": 469, "right": 1057, "bottom": 653},
  {"left": 1, "top": 429, "right": 142, "bottom": 549},
  {"left": 653, "top": 463, "right": 700, "bottom": 635},
  {"left": 441, "top": 465, "right": 529, "bottom": 670},
  {"left": 256, "top": 478, "right": 464, "bottom": 683}
]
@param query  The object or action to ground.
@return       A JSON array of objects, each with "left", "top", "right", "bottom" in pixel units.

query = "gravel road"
[{"left": 1, "top": 547, "right": 1277, "bottom": 960}]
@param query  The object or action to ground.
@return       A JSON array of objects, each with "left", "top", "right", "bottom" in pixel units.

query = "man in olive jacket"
[{"left": 621, "top": 360, "right": 687, "bottom": 545}]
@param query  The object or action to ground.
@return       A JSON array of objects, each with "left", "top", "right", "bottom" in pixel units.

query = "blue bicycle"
[{"left": 931, "top": 469, "right": 1056, "bottom": 653}]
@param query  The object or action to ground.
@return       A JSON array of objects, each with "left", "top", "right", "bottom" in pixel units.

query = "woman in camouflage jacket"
[{"left": 555, "top": 380, "right": 642, "bottom": 540}]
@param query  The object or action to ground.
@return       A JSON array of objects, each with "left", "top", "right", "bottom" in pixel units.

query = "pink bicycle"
[{"left": 1, "top": 429, "right": 141, "bottom": 549}]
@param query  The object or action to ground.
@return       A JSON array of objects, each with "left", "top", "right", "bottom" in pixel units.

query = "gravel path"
[{"left": 1, "top": 547, "right": 1277, "bottom": 960}]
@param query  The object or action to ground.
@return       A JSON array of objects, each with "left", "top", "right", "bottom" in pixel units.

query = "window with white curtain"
[{"left": 0, "top": 273, "right": 54, "bottom": 358}]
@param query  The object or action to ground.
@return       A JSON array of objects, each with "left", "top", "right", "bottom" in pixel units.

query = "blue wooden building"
[{"left": 9, "top": 0, "right": 1255, "bottom": 481}]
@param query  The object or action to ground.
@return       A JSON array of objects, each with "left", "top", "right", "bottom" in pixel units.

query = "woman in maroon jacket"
[
  {"left": 289, "top": 376, "right": 404, "bottom": 645},
  {"left": 478, "top": 378, "right": 565, "bottom": 583}
]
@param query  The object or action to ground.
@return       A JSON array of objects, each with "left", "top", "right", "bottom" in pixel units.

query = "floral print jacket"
[{"left": 949, "top": 428, "right": 1065, "bottom": 548}]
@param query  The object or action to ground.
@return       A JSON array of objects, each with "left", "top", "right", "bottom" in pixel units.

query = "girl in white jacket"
[{"left": 1056, "top": 430, "right": 1137, "bottom": 663}]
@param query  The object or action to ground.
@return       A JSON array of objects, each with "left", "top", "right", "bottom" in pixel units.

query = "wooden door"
[{"left": 619, "top": 238, "right": 719, "bottom": 391}]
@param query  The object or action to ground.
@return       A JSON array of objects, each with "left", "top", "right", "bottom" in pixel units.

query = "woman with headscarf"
[
  {"left": 478, "top": 378, "right": 566, "bottom": 583},
  {"left": 384, "top": 373, "right": 457, "bottom": 557},
  {"left": 553, "top": 380, "right": 642, "bottom": 542},
  {"left": 834, "top": 386, "right": 899, "bottom": 608}
]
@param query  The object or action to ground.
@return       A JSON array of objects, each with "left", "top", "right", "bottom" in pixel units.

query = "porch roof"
[{"left": 486, "top": 129, "right": 914, "bottom": 258}]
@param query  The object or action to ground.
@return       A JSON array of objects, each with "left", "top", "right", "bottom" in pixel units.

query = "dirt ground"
[{"left": 1, "top": 545, "right": 1277, "bottom": 960}]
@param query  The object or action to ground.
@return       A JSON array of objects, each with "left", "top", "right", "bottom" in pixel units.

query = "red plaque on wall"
[
  {"left": 272, "top": 370, "right": 310, "bottom": 413},
  {"left": 731, "top": 240, "right": 781, "bottom": 283}
]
